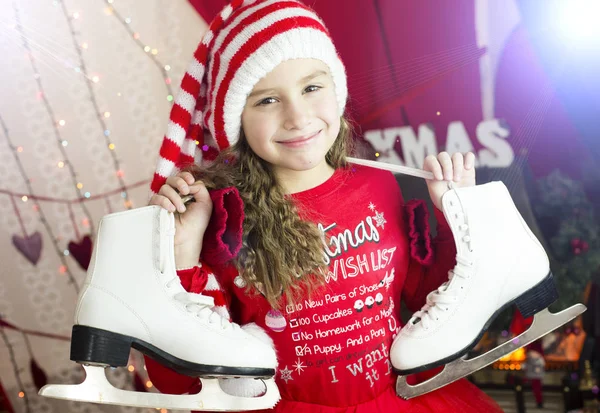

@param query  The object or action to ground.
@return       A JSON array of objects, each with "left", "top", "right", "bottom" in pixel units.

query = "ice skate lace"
[
  {"left": 409, "top": 219, "right": 474, "bottom": 330},
  {"left": 172, "top": 288, "right": 235, "bottom": 330},
  {"left": 160, "top": 216, "right": 237, "bottom": 330}
]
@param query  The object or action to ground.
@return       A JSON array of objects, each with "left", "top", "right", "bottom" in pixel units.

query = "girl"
[{"left": 147, "top": 0, "right": 503, "bottom": 411}]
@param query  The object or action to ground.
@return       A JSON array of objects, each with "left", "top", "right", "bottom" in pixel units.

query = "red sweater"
[{"left": 145, "top": 165, "right": 502, "bottom": 412}]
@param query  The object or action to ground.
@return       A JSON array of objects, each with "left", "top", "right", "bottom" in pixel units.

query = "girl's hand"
[
  {"left": 149, "top": 172, "right": 212, "bottom": 268},
  {"left": 424, "top": 152, "right": 476, "bottom": 210}
]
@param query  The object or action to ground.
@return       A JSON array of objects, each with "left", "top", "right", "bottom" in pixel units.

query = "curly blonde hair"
[{"left": 187, "top": 117, "right": 353, "bottom": 308}]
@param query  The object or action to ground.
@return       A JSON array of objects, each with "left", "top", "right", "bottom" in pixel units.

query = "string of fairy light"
[
  {"left": 1, "top": 317, "right": 161, "bottom": 408},
  {"left": 0, "top": 110, "right": 147, "bottom": 291},
  {"left": 2, "top": 1, "right": 178, "bottom": 409},
  {"left": 2, "top": 0, "right": 178, "bottom": 280},
  {"left": 57, "top": 0, "right": 133, "bottom": 210},
  {"left": 103, "top": 0, "right": 175, "bottom": 101},
  {"left": 4, "top": 4, "right": 82, "bottom": 293},
  {"left": 0, "top": 327, "right": 31, "bottom": 413},
  {"left": 0, "top": 180, "right": 149, "bottom": 204},
  {"left": 14, "top": 2, "right": 97, "bottom": 240},
  {"left": 12, "top": 0, "right": 176, "bottom": 217},
  {"left": 2, "top": 108, "right": 147, "bottom": 292}
]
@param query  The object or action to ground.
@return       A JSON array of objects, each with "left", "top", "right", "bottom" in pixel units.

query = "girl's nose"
[{"left": 283, "top": 100, "right": 311, "bottom": 131}]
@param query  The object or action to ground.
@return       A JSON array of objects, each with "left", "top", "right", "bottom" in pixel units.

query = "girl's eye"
[
  {"left": 304, "top": 85, "right": 321, "bottom": 93},
  {"left": 257, "top": 97, "right": 277, "bottom": 106}
]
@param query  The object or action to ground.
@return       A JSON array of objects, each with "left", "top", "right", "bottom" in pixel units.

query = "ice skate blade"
[
  {"left": 39, "top": 365, "right": 280, "bottom": 411},
  {"left": 70, "top": 325, "right": 275, "bottom": 379},
  {"left": 396, "top": 304, "right": 586, "bottom": 399}
]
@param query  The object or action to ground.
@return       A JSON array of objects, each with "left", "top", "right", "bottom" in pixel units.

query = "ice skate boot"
[
  {"left": 391, "top": 181, "right": 586, "bottom": 399},
  {"left": 39, "top": 205, "right": 280, "bottom": 410}
]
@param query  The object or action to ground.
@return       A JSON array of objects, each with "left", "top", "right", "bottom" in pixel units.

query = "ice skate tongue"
[
  {"left": 410, "top": 255, "right": 472, "bottom": 327},
  {"left": 158, "top": 208, "right": 177, "bottom": 277}
]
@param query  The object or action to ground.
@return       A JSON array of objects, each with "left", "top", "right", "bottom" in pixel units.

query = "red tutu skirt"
[
  {"left": 265, "top": 378, "right": 502, "bottom": 413},
  {"left": 147, "top": 357, "right": 502, "bottom": 413}
]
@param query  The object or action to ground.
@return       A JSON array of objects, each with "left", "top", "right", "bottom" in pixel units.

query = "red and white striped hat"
[{"left": 151, "top": 0, "right": 348, "bottom": 194}]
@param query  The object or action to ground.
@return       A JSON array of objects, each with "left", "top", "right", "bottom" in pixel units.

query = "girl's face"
[{"left": 241, "top": 58, "right": 341, "bottom": 189}]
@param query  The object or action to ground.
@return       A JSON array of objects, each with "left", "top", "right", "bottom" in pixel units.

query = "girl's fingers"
[
  {"left": 437, "top": 152, "right": 453, "bottom": 181},
  {"left": 189, "top": 181, "right": 210, "bottom": 203},
  {"left": 424, "top": 154, "right": 443, "bottom": 180},
  {"left": 149, "top": 194, "right": 176, "bottom": 213},
  {"left": 179, "top": 171, "right": 196, "bottom": 185},
  {"left": 464, "top": 152, "right": 476, "bottom": 170},
  {"left": 452, "top": 152, "right": 464, "bottom": 181},
  {"left": 159, "top": 184, "right": 186, "bottom": 213},
  {"left": 166, "top": 176, "right": 190, "bottom": 196}
]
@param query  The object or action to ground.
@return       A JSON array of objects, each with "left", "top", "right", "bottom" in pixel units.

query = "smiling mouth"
[{"left": 277, "top": 130, "right": 321, "bottom": 146}]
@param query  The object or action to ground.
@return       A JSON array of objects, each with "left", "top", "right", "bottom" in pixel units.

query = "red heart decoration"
[
  {"left": 12, "top": 232, "right": 42, "bottom": 265},
  {"left": 68, "top": 235, "right": 93, "bottom": 270},
  {"left": 30, "top": 358, "right": 48, "bottom": 391}
]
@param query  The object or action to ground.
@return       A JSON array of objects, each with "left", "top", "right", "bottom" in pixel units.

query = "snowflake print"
[
  {"left": 373, "top": 211, "right": 387, "bottom": 229},
  {"left": 280, "top": 366, "right": 293, "bottom": 383},
  {"left": 368, "top": 202, "right": 376, "bottom": 211},
  {"left": 293, "top": 359, "right": 306, "bottom": 375}
]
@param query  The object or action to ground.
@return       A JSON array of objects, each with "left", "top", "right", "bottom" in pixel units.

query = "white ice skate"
[
  {"left": 389, "top": 181, "right": 586, "bottom": 399},
  {"left": 39, "top": 206, "right": 280, "bottom": 411}
]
